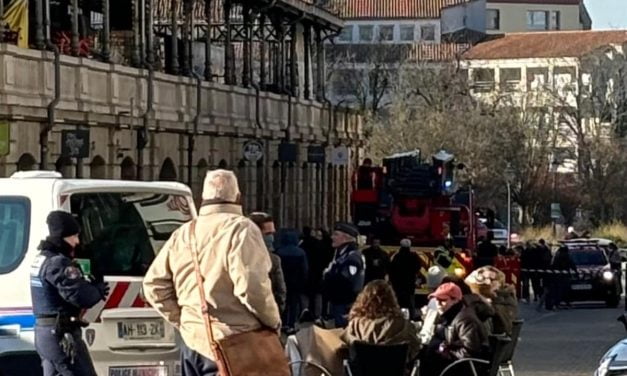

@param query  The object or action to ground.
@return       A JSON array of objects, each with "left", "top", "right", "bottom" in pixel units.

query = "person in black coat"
[
  {"left": 362, "top": 237, "right": 390, "bottom": 284},
  {"left": 548, "top": 246, "right": 576, "bottom": 309},
  {"left": 475, "top": 231, "right": 498, "bottom": 268},
  {"left": 301, "top": 226, "right": 331, "bottom": 319},
  {"left": 389, "top": 239, "right": 421, "bottom": 318},
  {"left": 31, "top": 211, "right": 109, "bottom": 376},
  {"left": 276, "top": 229, "right": 309, "bottom": 331}
]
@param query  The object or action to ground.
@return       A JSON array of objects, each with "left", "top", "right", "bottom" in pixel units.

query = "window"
[
  {"left": 420, "top": 25, "right": 436, "bottom": 41},
  {"left": 338, "top": 25, "right": 353, "bottom": 42},
  {"left": 570, "top": 250, "right": 607, "bottom": 266},
  {"left": 500, "top": 68, "right": 521, "bottom": 91},
  {"left": 527, "top": 67, "right": 548, "bottom": 90},
  {"left": 527, "top": 10, "right": 549, "bottom": 30},
  {"left": 472, "top": 68, "right": 495, "bottom": 92},
  {"left": 550, "top": 11, "right": 561, "bottom": 30},
  {"left": 359, "top": 25, "right": 374, "bottom": 42},
  {"left": 378, "top": 25, "right": 394, "bottom": 41},
  {"left": 486, "top": 9, "right": 500, "bottom": 30},
  {"left": 71, "top": 192, "right": 193, "bottom": 277},
  {"left": 400, "top": 25, "right": 415, "bottom": 41},
  {"left": 0, "top": 197, "right": 30, "bottom": 274}
]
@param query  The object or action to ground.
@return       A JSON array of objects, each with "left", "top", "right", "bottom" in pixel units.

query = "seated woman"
[
  {"left": 341, "top": 280, "right": 421, "bottom": 363},
  {"left": 465, "top": 266, "right": 518, "bottom": 336}
]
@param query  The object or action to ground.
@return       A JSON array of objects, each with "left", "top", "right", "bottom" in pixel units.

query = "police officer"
[
  {"left": 30, "top": 211, "right": 109, "bottom": 376},
  {"left": 322, "top": 222, "right": 365, "bottom": 328}
]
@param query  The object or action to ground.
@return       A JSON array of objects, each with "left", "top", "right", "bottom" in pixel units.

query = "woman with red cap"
[{"left": 419, "top": 282, "right": 489, "bottom": 376}]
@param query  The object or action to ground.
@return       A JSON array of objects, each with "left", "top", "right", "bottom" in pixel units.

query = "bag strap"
[{"left": 188, "top": 220, "right": 218, "bottom": 349}]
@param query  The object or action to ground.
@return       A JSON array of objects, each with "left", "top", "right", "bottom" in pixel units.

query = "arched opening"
[
  {"left": 159, "top": 158, "right": 177, "bottom": 181},
  {"left": 55, "top": 156, "right": 74, "bottom": 178},
  {"left": 218, "top": 159, "right": 228, "bottom": 169},
  {"left": 197, "top": 158, "right": 208, "bottom": 181},
  {"left": 120, "top": 157, "right": 136, "bottom": 180},
  {"left": 16, "top": 153, "right": 37, "bottom": 171},
  {"left": 90, "top": 156, "right": 106, "bottom": 179}
]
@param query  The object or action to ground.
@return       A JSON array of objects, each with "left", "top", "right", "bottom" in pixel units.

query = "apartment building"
[
  {"left": 463, "top": 30, "right": 627, "bottom": 171},
  {"left": 327, "top": 0, "right": 486, "bottom": 108},
  {"left": 486, "top": 0, "right": 592, "bottom": 34}
]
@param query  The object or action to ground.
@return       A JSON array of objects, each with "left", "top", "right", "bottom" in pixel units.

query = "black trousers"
[
  {"left": 34, "top": 325, "right": 97, "bottom": 376},
  {"left": 181, "top": 341, "right": 219, "bottom": 376}
]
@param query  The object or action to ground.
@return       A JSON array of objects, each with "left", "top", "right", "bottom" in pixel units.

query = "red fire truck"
[{"left": 351, "top": 150, "right": 485, "bottom": 294}]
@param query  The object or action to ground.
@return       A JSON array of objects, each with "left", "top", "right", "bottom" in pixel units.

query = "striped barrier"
[{"left": 520, "top": 268, "right": 610, "bottom": 279}]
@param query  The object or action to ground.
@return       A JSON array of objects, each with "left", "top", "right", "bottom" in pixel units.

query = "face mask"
[{"left": 263, "top": 234, "right": 275, "bottom": 251}]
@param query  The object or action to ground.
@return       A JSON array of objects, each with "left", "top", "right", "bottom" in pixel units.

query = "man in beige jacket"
[{"left": 143, "top": 169, "right": 281, "bottom": 376}]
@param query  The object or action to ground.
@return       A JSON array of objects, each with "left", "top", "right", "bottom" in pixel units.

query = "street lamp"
[
  {"left": 550, "top": 157, "right": 561, "bottom": 238},
  {"left": 504, "top": 163, "right": 516, "bottom": 249}
]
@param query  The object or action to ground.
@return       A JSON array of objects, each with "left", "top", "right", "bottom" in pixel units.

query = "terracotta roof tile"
[
  {"left": 464, "top": 30, "right": 627, "bottom": 60},
  {"left": 336, "top": 0, "right": 471, "bottom": 19}
]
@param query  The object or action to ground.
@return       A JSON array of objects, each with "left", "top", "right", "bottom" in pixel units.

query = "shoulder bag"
[{"left": 188, "top": 220, "right": 290, "bottom": 376}]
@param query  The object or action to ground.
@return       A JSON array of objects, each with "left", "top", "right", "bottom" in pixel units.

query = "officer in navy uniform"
[
  {"left": 322, "top": 222, "right": 365, "bottom": 328},
  {"left": 30, "top": 211, "right": 109, "bottom": 376}
]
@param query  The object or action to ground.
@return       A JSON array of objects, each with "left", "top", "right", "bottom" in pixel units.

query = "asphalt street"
[{"left": 515, "top": 301, "right": 627, "bottom": 376}]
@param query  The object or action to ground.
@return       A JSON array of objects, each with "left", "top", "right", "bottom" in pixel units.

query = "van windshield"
[
  {"left": 70, "top": 192, "right": 192, "bottom": 277},
  {"left": 0, "top": 197, "right": 30, "bottom": 274}
]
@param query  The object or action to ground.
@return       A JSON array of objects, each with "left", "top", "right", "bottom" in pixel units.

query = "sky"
[{"left": 584, "top": 0, "right": 627, "bottom": 29}]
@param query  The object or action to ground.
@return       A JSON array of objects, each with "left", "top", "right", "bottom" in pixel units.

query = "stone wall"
[{"left": 0, "top": 44, "right": 363, "bottom": 229}]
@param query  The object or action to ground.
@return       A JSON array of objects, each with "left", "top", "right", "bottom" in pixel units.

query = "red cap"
[{"left": 429, "top": 282, "right": 463, "bottom": 301}]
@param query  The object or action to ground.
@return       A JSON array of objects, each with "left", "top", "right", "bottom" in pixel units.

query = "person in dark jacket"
[
  {"left": 31, "top": 211, "right": 109, "bottom": 376},
  {"left": 322, "top": 222, "right": 365, "bottom": 328},
  {"left": 475, "top": 231, "right": 498, "bottom": 268},
  {"left": 420, "top": 283, "right": 489, "bottom": 376},
  {"left": 248, "top": 212, "right": 287, "bottom": 314},
  {"left": 520, "top": 242, "right": 537, "bottom": 302},
  {"left": 362, "top": 237, "right": 390, "bottom": 284},
  {"left": 276, "top": 229, "right": 309, "bottom": 331},
  {"left": 301, "top": 226, "right": 330, "bottom": 319},
  {"left": 389, "top": 239, "right": 421, "bottom": 318},
  {"left": 548, "top": 246, "right": 577, "bottom": 310}
]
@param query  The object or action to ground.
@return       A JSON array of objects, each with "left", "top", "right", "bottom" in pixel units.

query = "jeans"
[
  {"left": 284, "top": 292, "right": 306, "bottom": 329},
  {"left": 330, "top": 303, "right": 350, "bottom": 328},
  {"left": 180, "top": 341, "right": 219, "bottom": 376}
]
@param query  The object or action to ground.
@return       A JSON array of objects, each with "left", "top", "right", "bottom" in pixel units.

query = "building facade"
[
  {"left": 463, "top": 30, "right": 627, "bottom": 172},
  {"left": 0, "top": 0, "right": 364, "bottom": 229},
  {"left": 485, "top": 0, "right": 592, "bottom": 34},
  {"left": 327, "top": 0, "right": 485, "bottom": 109}
]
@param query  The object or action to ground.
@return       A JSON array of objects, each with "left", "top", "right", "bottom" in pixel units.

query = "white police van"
[{"left": 0, "top": 171, "right": 196, "bottom": 376}]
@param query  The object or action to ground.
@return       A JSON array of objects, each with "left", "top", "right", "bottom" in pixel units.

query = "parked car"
[
  {"left": 563, "top": 240, "right": 621, "bottom": 308},
  {"left": 595, "top": 319, "right": 627, "bottom": 376},
  {"left": 478, "top": 217, "right": 509, "bottom": 246}
]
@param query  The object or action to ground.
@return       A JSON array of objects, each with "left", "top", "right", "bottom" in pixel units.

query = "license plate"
[
  {"left": 109, "top": 366, "right": 168, "bottom": 376},
  {"left": 117, "top": 320, "right": 165, "bottom": 340},
  {"left": 571, "top": 284, "right": 592, "bottom": 290}
]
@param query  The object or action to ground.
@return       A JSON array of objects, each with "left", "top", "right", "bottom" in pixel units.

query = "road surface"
[{"left": 515, "top": 301, "right": 626, "bottom": 376}]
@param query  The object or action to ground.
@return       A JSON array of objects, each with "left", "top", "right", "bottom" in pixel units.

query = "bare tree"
[{"left": 548, "top": 45, "right": 627, "bottom": 222}]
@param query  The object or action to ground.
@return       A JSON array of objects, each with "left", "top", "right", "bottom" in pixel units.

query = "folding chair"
[
  {"left": 439, "top": 334, "right": 512, "bottom": 376},
  {"left": 288, "top": 360, "right": 333, "bottom": 376},
  {"left": 498, "top": 320, "right": 524, "bottom": 376},
  {"left": 344, "top": 341, "right": 418, "bottom": 376}
]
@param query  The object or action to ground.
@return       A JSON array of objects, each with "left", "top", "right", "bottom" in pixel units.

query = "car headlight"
[{"left": 603, "top": 271, "right": 614, "bottom": 281}]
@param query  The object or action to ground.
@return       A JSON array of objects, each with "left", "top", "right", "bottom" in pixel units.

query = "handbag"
[{"left": 188, "top": 220, "right": 290, "bottom": 376}]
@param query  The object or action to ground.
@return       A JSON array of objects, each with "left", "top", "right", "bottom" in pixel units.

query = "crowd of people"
[{"left": 33, "top": 168, "right": 526, "bottom": 376}]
